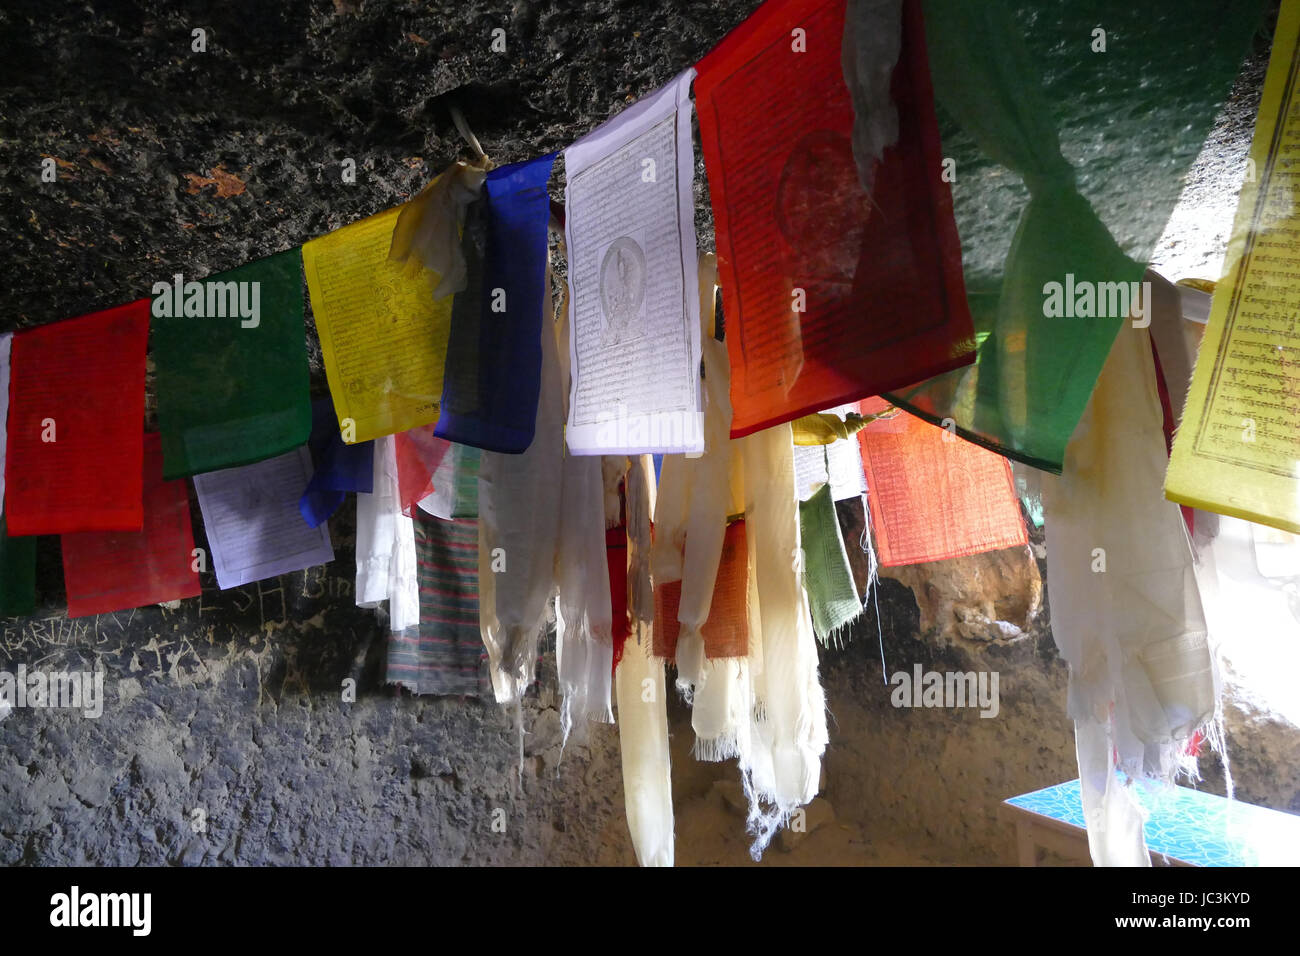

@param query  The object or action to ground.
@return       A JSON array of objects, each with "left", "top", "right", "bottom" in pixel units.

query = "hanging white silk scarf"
[
  {"left": 649, "top": 253, "right": 753, "bottom": 762},
  {"left": 553, "top": 251, "right": 617, "bottom": 742},
  {"left": 554, "top": 445, "right": 615, "bottom": 740},
  {"left": 1150, "top": 272, "right": 1300, "bottom": 751},
  {"left": 1043, "top": 296, "right": 1215, "bottom": 867},
  {"left": 740, "top": 421, "right": 829, "bottom": 858},
  {"left": 616, "top": 453, "right": 675, "bottom": 866},
  {"left": 356, "top": 434, "right": 419, "bottom": 631},
  {"left": 478, "top": 263, "right": 565, "bottom": 704}
]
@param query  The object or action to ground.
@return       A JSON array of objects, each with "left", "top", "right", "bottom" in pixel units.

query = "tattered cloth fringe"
[
  {"left": 688, "top": 657, "right": 753, "bottom": 764},
  {"left": 552, "top": 256, "right": 621, "bottom": 744},
  {"left": 554, "top": 448, "right": 615, "bottom": 745},
  {"left": 799, "top": 483, "right": 863, "bottom": 645},
  {"left": 740, "top": 422, "right": 829, "bottom": 860},
  {"left": 1044, "top": 316, "right": 1217, "bottom": 867}
]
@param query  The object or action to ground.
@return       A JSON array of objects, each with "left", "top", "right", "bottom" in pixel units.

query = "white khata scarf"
[
  {"left": 553, "top": 246, "right": 618, "bottom": 744},
  {"left": 1043, "top": 297, "right": 1216, "bottom": 867},
  {"left": 478, "top": 260, "right": 565, "bottom": 704},
  {"left": 740, "top": 421, "right": 829, "bottom": 859},
  {"left": 650, "top": 253, "right": 752, "bottom": 762},
  {"left": 355, "top": 434, "right": 419, "bottom": 632},
  {"left": 616, "top": 453, "right": 674, "bottom": 866}
]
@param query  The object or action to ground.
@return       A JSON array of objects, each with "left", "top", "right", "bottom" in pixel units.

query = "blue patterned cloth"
[{"left": 1006, "top": 779, "right": 1300, "bottom": 866}]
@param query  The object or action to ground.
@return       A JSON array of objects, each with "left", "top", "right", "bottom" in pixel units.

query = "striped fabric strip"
[{"left": 386, "top": 511, "right": 492, "bottom": 697}]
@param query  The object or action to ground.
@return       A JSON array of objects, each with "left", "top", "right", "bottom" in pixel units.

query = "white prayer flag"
[
  {"left": 563, "top": 69, "right": 703, "bottom": 455},
  {"left": 194, "top": 446, "right": 334, "bottom": 590}
]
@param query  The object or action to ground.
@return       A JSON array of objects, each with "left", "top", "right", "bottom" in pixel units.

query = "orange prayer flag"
[{"left": 857, "top": 398, "right": 1025, "bottom": 566}]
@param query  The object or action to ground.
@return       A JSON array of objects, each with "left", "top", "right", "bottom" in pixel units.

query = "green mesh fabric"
[{"left": 799, "top": 483, "right": 862, "bottom": 644}]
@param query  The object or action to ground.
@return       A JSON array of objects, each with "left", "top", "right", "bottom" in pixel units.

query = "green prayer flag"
[
  {"left": 799, "top": 483, "right": 862, "bottom": 645},
  {"left": 885, "top": 0, "right": 1267, "bottom": 472},
  {"left": 153, "top": 248, "right": 312, "bottom": 479},
  {"left": 0, "top": 515, "right": 37, "bottom": 618}
]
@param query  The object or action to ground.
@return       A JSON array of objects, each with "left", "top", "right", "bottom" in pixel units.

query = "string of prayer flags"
[
  {"left": 436, "top": 153, "right": 557, "bottom": 454},
  {"left": 153, "top": 248, "right": 312, "bottom": 480},
  {"left": 563, "top": 69, "right": 703, "bottom": 455},
  {"left": 694, "top": 0, "right": 974, "bottom": 440},
  {"left": 1166, "top": 0, "right": 1300, "bottom": 534},
  {"left": 857, "top": 397, "right": 1025, "bottom": 567},
  {"left": 193, "top": 446, "right": 334, "bottom": 590},
  {"left": 884, "top": 0, "right": 1268, "bottom": 472},
  {"left": 386, "top": 511, "right": 491, "bottom": 698},
  {"left": 798, "top": 484, "right": 862, "bottom": 644},
  {"left": 303, "top": 205, "right": 451, "bottom": 444},
  {"left": 5, "top": 300, "right": 150, "bottom": 535},
  {"left": 299, "top": 398, "right": 374, "bottom": 529},
  {"left": 61, "top": 433, "right": 200, "bottom": 618}
]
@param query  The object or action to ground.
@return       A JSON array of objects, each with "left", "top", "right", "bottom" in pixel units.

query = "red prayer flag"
[
  {"left": 5, "top": 300, "right": 150, "bottom": 535},
  {"left": 694, "top": 0, "right": 974, "bottom": 438},
  {"left": 61, "top": 433, "right": 200, "bottom": 618},
  {"left": 394, "top": 424, "right": 453, "bottom": 517},
  {"left": 857, "top": 398, "right": 1026, "bottom": 567}
]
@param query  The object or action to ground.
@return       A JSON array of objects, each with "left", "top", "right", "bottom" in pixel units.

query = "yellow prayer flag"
[
  {"left": 302, "top": 205, "right": 450, "bottom": 443},
  {"left": 1166, "top": 0, "right": 1300, "bottom": 533}
]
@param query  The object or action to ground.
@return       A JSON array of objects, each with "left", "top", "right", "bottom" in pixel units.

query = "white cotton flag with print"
[{"left": 563, "top": 68, "right": 703, "bottom": 455}]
